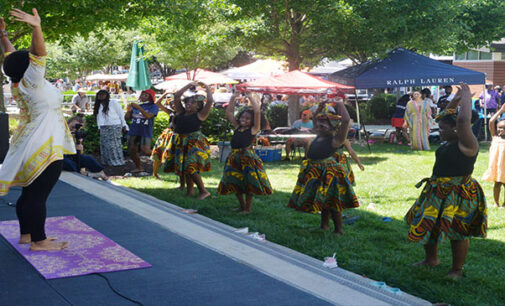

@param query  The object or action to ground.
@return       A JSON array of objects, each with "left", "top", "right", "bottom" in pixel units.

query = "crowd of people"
[{"left": 1, "top": 8, "right": 501, "bottom": 283}]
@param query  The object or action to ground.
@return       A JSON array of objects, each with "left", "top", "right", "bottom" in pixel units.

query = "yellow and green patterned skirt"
[
  {"left": 334, "top": 149, "right": 355, "bottom": 186},
  {"left": 163, "top": 131, "right": 211, "bottom": 176},
  {"left": 151, "top": 128, "right": 174, "bottom": 162},
  {"left": 288, "top": 157, "right": 359, "bottom": 213},
  {"left": 218, "top": 148, "right": 273, "bottom": 195},
  {"left": 405, "top": 176, "right": 487, "bottom": 244}
]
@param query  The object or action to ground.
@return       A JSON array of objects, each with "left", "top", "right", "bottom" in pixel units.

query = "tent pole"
[
  {"left": 355, "top": 89, "right": 361, "bottom": 143},
  {"left": 354, "top": 89, "right": 371, "bottom": 153},
  {"left": 483, "top": 84, "right": 487, "bottom": 141}
]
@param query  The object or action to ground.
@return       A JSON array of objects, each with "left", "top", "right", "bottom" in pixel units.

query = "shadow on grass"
[{"left": 126, "top": 181, "right": 505, "bottom": 306}]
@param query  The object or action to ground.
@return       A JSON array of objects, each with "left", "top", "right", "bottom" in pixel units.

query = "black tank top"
[
  {"left": 231, "top": 128, "right": 255, "bottom": 149},
  {"left": 432, "top": 141, "right": 477, "bottom": 177},
  {"left": 307, "top": 136, "right": 336, "bottom": 160},
  {"left": 174, "top": 113, "right": 201, "bottom": 134}
]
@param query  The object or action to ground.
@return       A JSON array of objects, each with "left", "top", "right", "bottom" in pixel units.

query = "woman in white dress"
[{"left": 0, "top": 9, "right": 75, "bottom": 251}]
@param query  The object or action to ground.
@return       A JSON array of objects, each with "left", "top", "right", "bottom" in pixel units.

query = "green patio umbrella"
[{"left": 126, "top": 40, "right": 152, "bottom": 91}]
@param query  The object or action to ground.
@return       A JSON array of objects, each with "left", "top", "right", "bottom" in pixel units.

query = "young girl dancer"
[
  {"left": 150, "top": 91, "right": 185, "bottom": 189},
  {"left": 335, "top": 139, "right": 364, "bottom": 186},
  {"left": 217, "top": 91, "right": 272, "bottom": 214},
  {"left": 482, "top": 103, "right": 505, "bottom": 208},
  {"left": 405, "top": 83, "right": 487, "bottom": 280},
  {"left": 288, "top": 101, "right": 360, "bottom": 234},
  {"left": 164, "top": 82, "right": 213, "bottom": 200}
]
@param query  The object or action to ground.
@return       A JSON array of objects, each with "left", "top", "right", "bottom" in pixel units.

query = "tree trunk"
[
  {"left": 287, "top": 95, "right": 300, "bottom": 126},
  {"left": 286, "top": 42, "right": 302, "bottom": 124}
]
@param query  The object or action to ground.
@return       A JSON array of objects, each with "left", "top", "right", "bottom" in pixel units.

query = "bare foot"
[
  {"left": 446, "top": 269, "right": 464, "bottom": 280},
  {"left": 197, "top": 191, "right": 211, "bottom": 200},
  {"left": 186, "top": 188, "right": 195, "bottom": 196},
  {"left": 30, "top": 239, "right": 69, "bottom": 251},
  {"left": 18, "top": 234, "right": 31, "bottom": 244},
  {"left": 19, "top": 235, "right": 57, "bottom": 244},
  {"left": 412, "top": 259, "right": 440, "bottom": 267},
  {"left": 153, "top": 173, "right": 161, "bottom": 180},
  {"left": 333, "top": 230, "right": 344, "bottom": 235},
  {"left": 320, "top": 225, "right": 330, "bottom": 230},
  {"left": 239, "top": 210, "right": 251, "bottom": 215}
]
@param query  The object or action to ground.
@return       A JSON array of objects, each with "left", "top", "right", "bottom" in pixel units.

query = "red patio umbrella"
[{"left": 236, "top": 70, "right": 354, "bottom": 95}]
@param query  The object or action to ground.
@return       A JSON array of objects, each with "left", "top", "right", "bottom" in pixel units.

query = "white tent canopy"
[
  {"left": 85, "top": 73, "right": 129, "bottom": 81},
  {"left": 220, "top": 59, "right": 287, "bottom": 81}
]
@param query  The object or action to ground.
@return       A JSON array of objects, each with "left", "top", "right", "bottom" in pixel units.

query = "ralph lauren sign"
[{"left": 386, "top": 77, "right": 456, "bottom": 86}]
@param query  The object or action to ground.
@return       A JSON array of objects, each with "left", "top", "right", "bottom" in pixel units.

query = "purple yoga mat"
[{"left": 0, "top": 216, "right": 151, "bottom": 279}]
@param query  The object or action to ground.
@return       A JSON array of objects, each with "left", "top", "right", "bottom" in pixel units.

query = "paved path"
[{"left": 0, "top": 172, "right": 431, "bottom": 305}]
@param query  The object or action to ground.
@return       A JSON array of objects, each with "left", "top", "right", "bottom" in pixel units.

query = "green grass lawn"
[{"left": 115, "top": 143, "right": 505, "bottom": 305}]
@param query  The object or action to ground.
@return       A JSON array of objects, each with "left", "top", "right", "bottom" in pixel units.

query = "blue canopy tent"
[{"left": 328, "top": 47, "right": 486, "bottom": 142}]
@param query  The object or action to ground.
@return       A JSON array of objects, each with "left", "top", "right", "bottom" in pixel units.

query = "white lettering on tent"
[
  {"left": 386, "top": 79, "right": 416, "bottom": 86},
  {"left": 386, "top": 77, "right": 455, "bottom": 86}
]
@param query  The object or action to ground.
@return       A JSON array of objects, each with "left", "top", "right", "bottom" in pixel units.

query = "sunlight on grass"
[{"left": 115, "top": 143, "right": 505, "bottom": 305}]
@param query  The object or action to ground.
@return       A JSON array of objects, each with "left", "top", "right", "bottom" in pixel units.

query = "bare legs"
[
  {"left": 129, "top": 144, "right": 143, "bottom": 172},
  {"left": 129, "top": 143, "right": 151, "bottom": 173},
  {"left": 448, "top": 239, "right": 469, "bottom": 279},
  {"left": 413, "top": 243, "right": 440, "bottom": 267},
  {"left": 493, "top": 182, "right": 504, "bottom": 207},
  {"left": 152, "top": 160, "right": 162, "bottom": 179},
  {"left": 320, "top": 209, "right": 343, "bottom": 234},
  {"left": 234, "top": 193, "right": 253, "bottom": 214},
  {"left": 184, "top": 173, "right": 209, "bottom": 200},
  {"left": 413, "top": 239, "right": 469, "bottom": 280}
]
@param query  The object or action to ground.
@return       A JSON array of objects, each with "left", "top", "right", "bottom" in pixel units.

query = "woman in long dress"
[
  {"left": 0, "top": 9, "right": 75, "bottom": 251},
  {"left": 404, "top": 91, "right": 432, "bottom": 150}
]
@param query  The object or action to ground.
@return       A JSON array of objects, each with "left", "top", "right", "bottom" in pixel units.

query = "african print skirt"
[
  {"left": 405, "top": 176, "right": 487, "bottom": 244},
  {"left": 163, "top": 131, "right": 211, "bottom": 175},
  {"left": 288, "top": 157, "right": 360, "bottom": 213},
  {"left": 99, "top": 125, "right": 125, "bottom": 166},
  {"left": 151, "top": 128, "right": 173, "bottom": 162},
  {"left": 334, "top": 150, "right": 355, "bottom": 186},
  {"left": 217, "top": 148, "right": 273, "bottom": 195}
]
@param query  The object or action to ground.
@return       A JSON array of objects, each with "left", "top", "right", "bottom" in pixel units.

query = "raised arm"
[
  {"left": 10, "top": 9, "right": 46, "bottom": 56},
  {"left": 456, "top": 83, "right": 479, "bottom": 157},
  {"left": 226, "top": 91, "right": 240, "bottom": 128},
  {"left": 344, "top": 140, "right": 364, "bottom": 171},
  {"left": 489, "top": 104, "right": 505, "bottom": 137},
  {"left": 197, "top": 82, "right": 214, "bottom": 121},
  {"left": 173, "top": 81, "right": 197, "bottom": 114},
  {"left": 155, "top": 91, "right": 172, "bottom": 115},
  {"left": 332, "top": 101, "right": 350, "bottom": 148},
  {"left": 247, "top": 92, "right": 261, "bottom": 135},
  {"left": 0, "top": 17, "right": 16, "bottom": 54}
]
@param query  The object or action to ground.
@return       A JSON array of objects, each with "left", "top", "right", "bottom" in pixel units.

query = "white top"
[
  {"left": 96, "top": 99, "right": 128, "bottom": 130},
  {"left": 0, "top": 53, "right": 76, "bottom": 195}
]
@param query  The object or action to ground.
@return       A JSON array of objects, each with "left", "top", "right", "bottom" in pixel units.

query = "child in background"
[
  {"left": 218, "top": 91, "right": 272, "bottom": 214},
  {"left": 483, "top": 104, "right": 505, "bottom": 208},
  {"left": 335, "top": 139, "right": 364, "bottom": 186},
  {"left": 164, "top": 81, "right": 213, "bottom": 200},
  {"left": 288, "top": 101, "right": 360, "bottom": 234}
]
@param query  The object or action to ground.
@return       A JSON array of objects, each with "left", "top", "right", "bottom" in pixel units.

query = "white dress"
[{"left": 0, "top": 53, "right": 75, "bottom": 195}]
